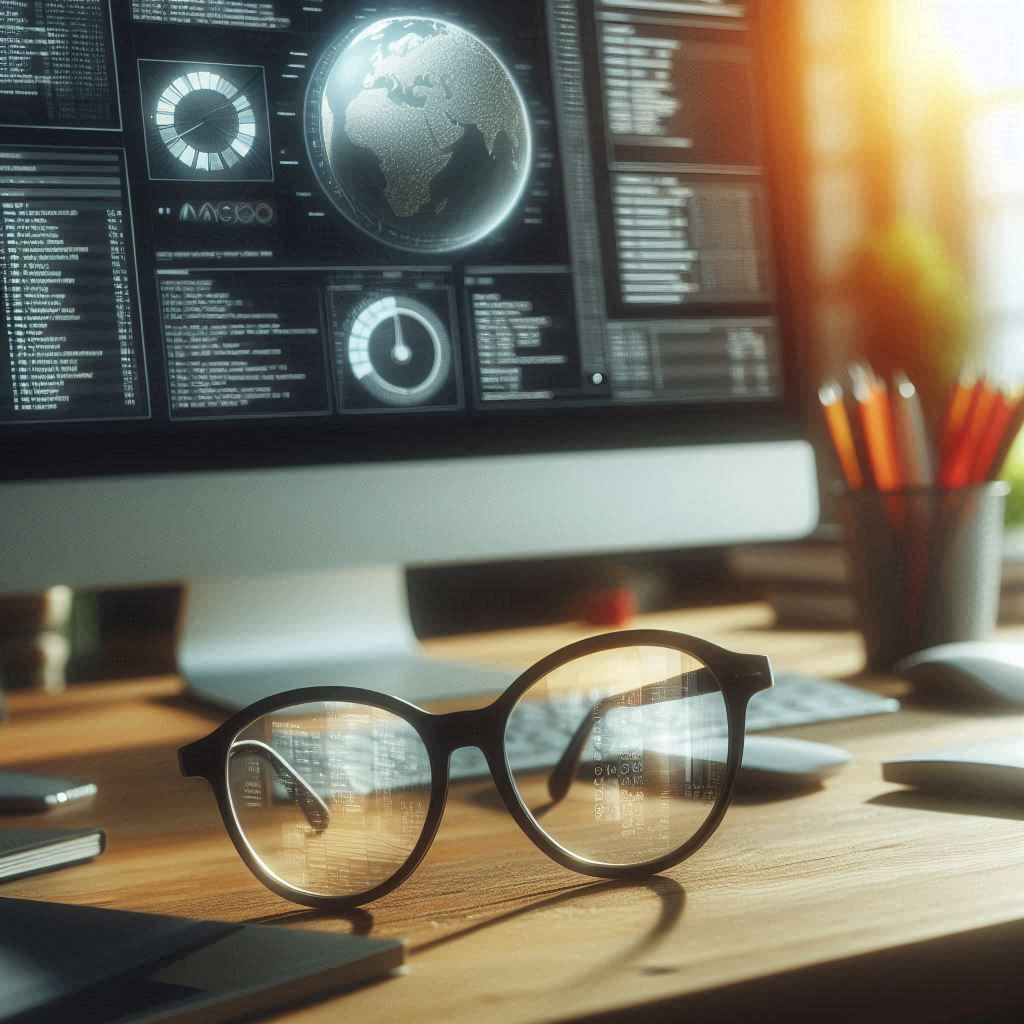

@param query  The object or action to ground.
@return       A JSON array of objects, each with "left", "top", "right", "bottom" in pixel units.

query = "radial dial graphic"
[
  {"left": 140, "top": 61, "right": 273, "bottom": 181},
  {"left": 346, "top": 296, "right": 452, "bottom": 406},
  {"left": 156, "top": 71, "right": 256, "bottom": 173}
]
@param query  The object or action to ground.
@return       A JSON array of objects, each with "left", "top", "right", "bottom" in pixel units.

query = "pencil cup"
[{"left": 837, "top": 483, "right": 1009, "bottom": 671}]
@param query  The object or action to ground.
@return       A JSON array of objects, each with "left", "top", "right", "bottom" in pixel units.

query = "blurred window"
[{"left": 921, "top": 0, "right": 1024, "bottom": 376}]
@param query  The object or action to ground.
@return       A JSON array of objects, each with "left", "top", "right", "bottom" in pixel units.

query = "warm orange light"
[{"left": 890, "top": 0, "right": 1024, "bottom": 97}]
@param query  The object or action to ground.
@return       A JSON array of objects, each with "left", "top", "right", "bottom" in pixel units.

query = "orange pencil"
[
  {"left": 819, "top": 378, "right": 864, "bottom": 490},
  {"left": 851, "top": 366, "right": 902, "bottom": 492},
  {"left": 940, "top": 378, "right": 996, "bottom": 488}
]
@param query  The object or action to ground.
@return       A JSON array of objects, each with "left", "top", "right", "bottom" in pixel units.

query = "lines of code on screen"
[
  {"left": 0, "top": 149, "right": 148, "bottom": 422},
  {"left": 0, "top": 0, "right": 120, "bottom": 130}
]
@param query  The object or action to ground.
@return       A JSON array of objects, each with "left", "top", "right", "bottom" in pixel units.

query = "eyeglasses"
[{"left": 178, "top": 630, "right": 772, "bottom": 909}]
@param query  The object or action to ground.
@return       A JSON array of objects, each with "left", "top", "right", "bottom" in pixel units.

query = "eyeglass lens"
[
  {"left": 227, "top": 701, "right": 432, "bottom": 899},
  {"left": 505, "top": 645, "right": 729, "bottom": 866}
]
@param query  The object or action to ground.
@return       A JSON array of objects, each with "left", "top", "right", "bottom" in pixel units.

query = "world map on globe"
[{"left": 310, "top": 17, "right": 532, "bottom": 252}]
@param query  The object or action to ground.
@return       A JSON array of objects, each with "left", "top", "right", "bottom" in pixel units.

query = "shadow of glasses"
[
  {"left": 409, "top": 875, "right": 686, "bottom": 968},
  {"left": 241, "top": 873, "right": 685, "bottom": 981}
]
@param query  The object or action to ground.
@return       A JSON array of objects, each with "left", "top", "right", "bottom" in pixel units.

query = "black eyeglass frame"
[{"left": 179, "top": 629, "right": 773, "bottom": 910}]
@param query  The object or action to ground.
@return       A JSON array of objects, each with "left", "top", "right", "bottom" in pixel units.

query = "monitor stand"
[{"left": 179, "top": 567, "right": 517, "bottom": 712}]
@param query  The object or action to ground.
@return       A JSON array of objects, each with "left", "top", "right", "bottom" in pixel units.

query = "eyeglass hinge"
[
  {"left": 732, "top": 654, "right": 774, "bottom": 696},
  {"left": 179, "top": 739, "right": 218, "bottom": 779}
]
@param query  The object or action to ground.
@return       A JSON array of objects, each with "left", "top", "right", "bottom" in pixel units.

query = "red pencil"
[
  {"left": 986, "top": 390, "right": 1024, "bottom": 481},
  {"left": 970, "top": 388, "right": 1014, "bottom": 483},
  {"left": 939, "top": 378, "right": 994, "bottom": 488},
  {"left": 938, "top": 371, "right": 976, "bottom": 466}
]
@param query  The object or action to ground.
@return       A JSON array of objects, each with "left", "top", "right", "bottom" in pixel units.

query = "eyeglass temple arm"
[
  {"left": 546, "top": 668, "right": 721, "bottom": 803},
  {"left": 230, "top": 739, "right": 331, "bottom": 833}
]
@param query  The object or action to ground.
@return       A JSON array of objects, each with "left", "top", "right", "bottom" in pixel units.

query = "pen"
[
  {"left": 818, "top": 378, "right": 864, "bottom": 490},
  {"left": 891, "top": 371, "right": 933, "bottom": 487}
]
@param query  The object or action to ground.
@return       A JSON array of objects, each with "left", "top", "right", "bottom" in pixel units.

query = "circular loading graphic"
[
  {"left": 156, "top": 71, "right": 257, "bottom": 174},
  {"left": 140, "top": 60, "right": 273, "bottom": 182}
]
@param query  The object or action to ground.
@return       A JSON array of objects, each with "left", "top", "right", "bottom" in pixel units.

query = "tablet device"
[{"left": 1, "top": 898, "right": 404, "bottom": 1024}]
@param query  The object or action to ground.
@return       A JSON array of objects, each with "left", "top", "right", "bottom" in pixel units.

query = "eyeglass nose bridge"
[{"left": 433, "top": 705, "right": 500, "bottom": 755}]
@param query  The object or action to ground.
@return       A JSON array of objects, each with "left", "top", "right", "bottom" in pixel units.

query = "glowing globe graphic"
[{"left": 306, "top": 16, "right": 532, "bottom": 252}]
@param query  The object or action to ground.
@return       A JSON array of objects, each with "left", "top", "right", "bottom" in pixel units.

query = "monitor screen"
[{"left": 0, "top": 0, "right": 798, "bottom": 480}]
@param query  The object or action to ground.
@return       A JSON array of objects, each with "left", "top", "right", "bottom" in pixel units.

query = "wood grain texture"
[{"left": 2, "top": 604, "right": 1024, "bottom": 1022}]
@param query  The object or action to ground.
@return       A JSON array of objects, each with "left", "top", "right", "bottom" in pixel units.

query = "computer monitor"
[{"left": 0, "top": 0, "right": 817, "bottom": 707}]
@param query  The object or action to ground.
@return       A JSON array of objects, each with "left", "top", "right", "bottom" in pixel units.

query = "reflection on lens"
[
  {"left": 227, "top": 701, "right": 431, "bottom": 898},
  {"left": 504, "top": 646, "right": 729, "bottom": 866}
]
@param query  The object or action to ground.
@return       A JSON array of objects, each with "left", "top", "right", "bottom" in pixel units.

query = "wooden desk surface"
[{"left": 3, "top": 604, "right": 1024, "bottom": 1022}]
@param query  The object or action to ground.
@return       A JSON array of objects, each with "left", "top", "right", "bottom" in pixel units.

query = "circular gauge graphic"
[
  {"left": 304, "top": 16, "right": 532, "bottom": 252},
  {"left": 345, "top": 296, "right": 452, "bottom": 406},
  {"left": 157, "top": 72, "right": 255, "bottom": 172},
  {"left": 140, "top": 60, "right": 273, "bottom": 181}
]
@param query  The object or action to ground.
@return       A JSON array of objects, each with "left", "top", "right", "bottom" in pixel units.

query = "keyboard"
[
  {"left": 268, "top": 674, "right": 898, "bottom": 792},
  {"left": 746, "top": 673, "right": 899, "bottom": 731}
]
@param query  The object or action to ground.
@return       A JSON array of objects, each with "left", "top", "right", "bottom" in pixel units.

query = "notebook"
[
  {"left": 0, "top": 898, "right": 405, "bottom": 1024},
  {"left": 0, "top": 827, "right": 105, "bottom": 883}
]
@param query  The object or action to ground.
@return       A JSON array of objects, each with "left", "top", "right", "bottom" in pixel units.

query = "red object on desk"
[{"left": 578, "top": 586, "right": 637, "bottom": 627}]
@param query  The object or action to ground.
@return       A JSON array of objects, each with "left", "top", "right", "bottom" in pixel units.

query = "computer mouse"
[
  {"left": 894, "top": 642, "right": 1024, "bottom": 707},
  {"left": 883, "top": 737, "right": 1024, "bottom": 799},
  {"left": 737, "top": 735, "right": 851, "bottom": 792}
]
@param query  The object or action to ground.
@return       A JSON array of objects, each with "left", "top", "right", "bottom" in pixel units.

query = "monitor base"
[{"left": 179, "top": 567, "right": 516, "bottom": 712}]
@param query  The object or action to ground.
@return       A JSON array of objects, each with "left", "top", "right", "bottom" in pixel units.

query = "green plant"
[
  {"left": 844, "top": 218, "right": 975, "bottom": 427},
  {"left": 1003, "top": 439, "right": 1024, "bottom": 527}
]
